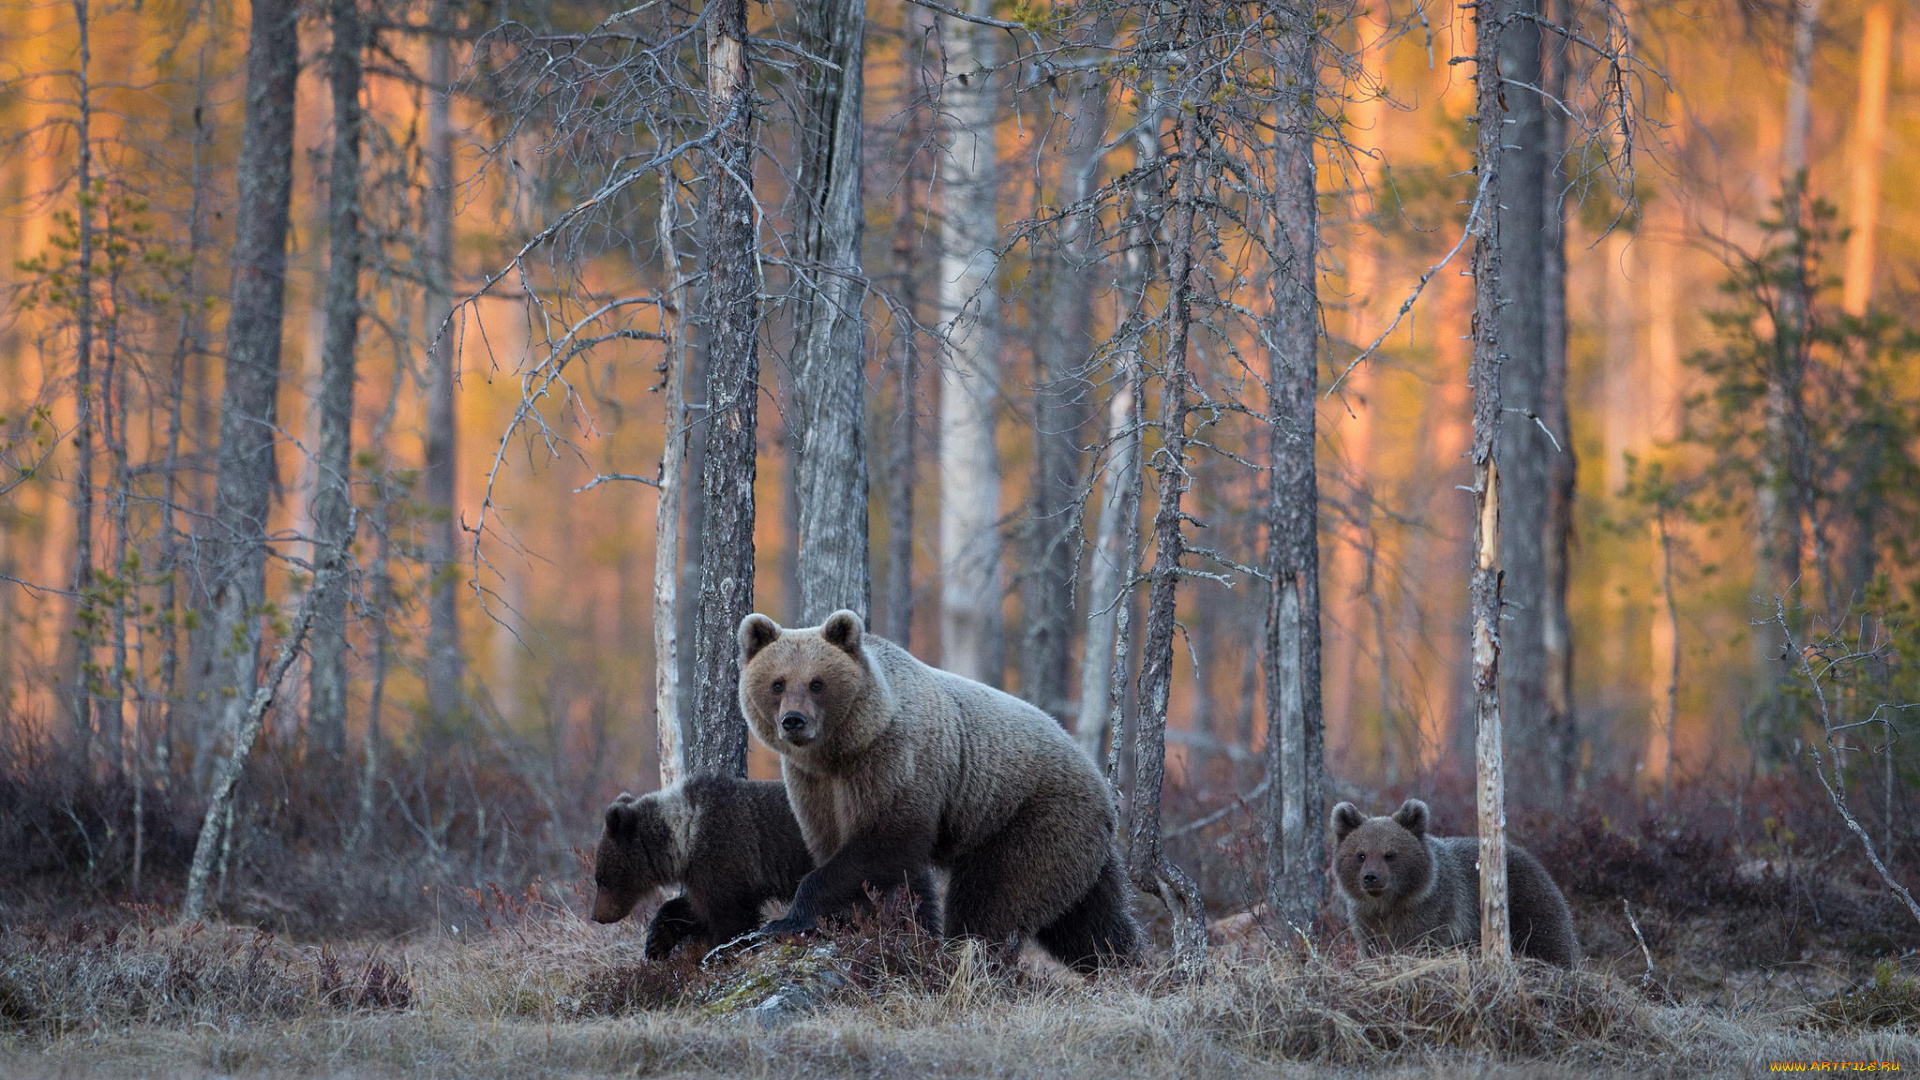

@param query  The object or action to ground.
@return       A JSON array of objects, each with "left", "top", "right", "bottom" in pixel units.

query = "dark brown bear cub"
[
  {"left": 591, "top": 776, "right": 814, "bottom": 960},
  {"left": 1330, "top": 799, "right": 1578, "bottom": 968}
]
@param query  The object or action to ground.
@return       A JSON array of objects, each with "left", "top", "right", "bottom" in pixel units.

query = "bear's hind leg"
[
  {"left": 943, "top": 797, "right": 1107, "bottom": 952},
  {"left": 1034, "top": 851, "right": 1140, "bottom": 974}
]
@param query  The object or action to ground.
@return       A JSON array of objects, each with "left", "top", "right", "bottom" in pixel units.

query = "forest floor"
[{"left": 2, "top": 895, "right": 1915, "bottom": 1080}]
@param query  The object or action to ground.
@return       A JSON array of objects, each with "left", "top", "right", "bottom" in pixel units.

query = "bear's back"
[{"left": 862, "top": 636, "right": 1111, "bottom": 855}]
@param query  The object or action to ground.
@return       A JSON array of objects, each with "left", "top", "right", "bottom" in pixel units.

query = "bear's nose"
[
  {"left": 780, "top": 711, "right": 808, "bottom": 733},
  {"left": 1361, "top": 871, "right": 1379, "bottom": 886}
]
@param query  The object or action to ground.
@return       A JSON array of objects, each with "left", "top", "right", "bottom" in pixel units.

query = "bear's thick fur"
[
  {"left": 1330, "top": 799, "right": 1579, "bottom": 968},
  {"left": 738, "top": 610, "right": 1141, "bottom": 973},
  {"left": 591, "top": 775, "right": 814, "bottom": 959}
]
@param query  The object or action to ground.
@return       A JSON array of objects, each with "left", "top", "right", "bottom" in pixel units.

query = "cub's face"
[
  {"left": 738, "top": 610, "right": 875, "bottom": 764},
  {"left": 590, "top": 793, "right": 673, "bottom": 923},
  {"left": 1331, "top": 799, "right": 1434, "bottom": 904}
]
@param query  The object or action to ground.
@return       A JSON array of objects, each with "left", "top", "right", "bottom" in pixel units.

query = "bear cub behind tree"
[
  {"left": 738, "top": 609, "right": 1141, "bottom": 973},
  {"left": 591, "top": 776, "right": 814, "bottom": 959},
  {"left": 1330, "top": 799, "right": 1579, "bottom": 968}
]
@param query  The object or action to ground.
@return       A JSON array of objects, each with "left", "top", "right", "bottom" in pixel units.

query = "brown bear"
[
  {"left": 1330, "top": 799, "right": 1579, "bottom": 968},
  {"left": 737, "top": 609, "right": 1141, "bottom": 973},
  {"left": 591, "top": 775, "right": 815, "bottom": 959}
]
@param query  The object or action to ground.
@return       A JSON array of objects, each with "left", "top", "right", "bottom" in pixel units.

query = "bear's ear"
[
  {"left": 1392, "top": 798, "right": 1430, "bottom": 838},
  {"left": 739, "top": 613, "right": 782, "bottom": 663},
  {"left": 606, "top": 795, "right": 637, "bottom": 837},
  {"left": 604, "top": 794, "right": 642, "bottom": 839},
  {"left": 1331, "top": 802, "right": 1366, "bottom": 843},
  {"left": 821, "top": 609, "right": 864, "bottom": 655}
]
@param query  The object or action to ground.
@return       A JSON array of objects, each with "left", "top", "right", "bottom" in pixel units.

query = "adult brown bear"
[{"left": 738, "top": 610, "right": 1141, "bottom": 973}]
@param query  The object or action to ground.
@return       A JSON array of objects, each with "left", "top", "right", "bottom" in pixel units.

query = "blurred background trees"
[{"left": 0, "top": 0, "right": 1915, "bottom": 933}]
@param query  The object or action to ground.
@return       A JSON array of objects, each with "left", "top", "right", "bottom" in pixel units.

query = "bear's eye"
[
  {"left": 808, "top": 678, "right": 824, "bottom": 694},
  {"left": 1384, "top": 852, "right": 1395, "bottom": 861},
  {"left": 1355, "top": 852, "right": 1365, "bottom": 863},
  {"left": 771, "top": 678, "right": 786, "bottom": 695}
]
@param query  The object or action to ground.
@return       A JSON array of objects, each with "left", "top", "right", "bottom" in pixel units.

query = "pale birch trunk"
[
  {"left": 935, "top": 0, "right": 1004, "bottom": 687},
  {"left": 654, "top": 173, "right": 689, "bottom": 788}
]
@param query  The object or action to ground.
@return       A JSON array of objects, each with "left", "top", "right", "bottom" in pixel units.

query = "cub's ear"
[
  {"left": 820, "top": 609, "right": 864, "bottom": 655},
  {"left": 604, "top": 794, "right": 642, "bottom": 839},
  {"left": 739, "top": 613, "right": 782, "bottom": 663},
  {"left": 1392, "top": 798, "right": 1430, "bottom": 838},
  {"left": 1331, "top": 802, "right": 1366, "bottom": 843}
]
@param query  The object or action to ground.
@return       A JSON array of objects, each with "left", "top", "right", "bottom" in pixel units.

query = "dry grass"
[{"left": 2, "top": 910, "right": 1915, "bottom": 1080}]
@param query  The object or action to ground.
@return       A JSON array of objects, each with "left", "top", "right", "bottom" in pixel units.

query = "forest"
[{"left": 1, "top": 0, "right": 1919, "bottom": 1075}]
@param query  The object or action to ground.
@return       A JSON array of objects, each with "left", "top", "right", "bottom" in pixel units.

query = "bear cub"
[
  {"left": 591, "top": 775, "right": 814, "bottom": 959},
  {"left": 1330, "top": 798, "right": 1579, "bottom": 968}
]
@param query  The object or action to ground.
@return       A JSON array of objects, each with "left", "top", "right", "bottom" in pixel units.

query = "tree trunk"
[
  {"left": 194, "top": 0, "right": 299, "bottom": 787},
  {"left": 1539, "top": 0, "right": 1577, "bottom": 796},
  {"left": 1021, "top": 63, "right": 1107, "bottom": 725},
  {"left": 1262, "top": 0, "right": 1326, "bottom": 937},
  {"left": 1470, "top": 0, "right": 1512, "bottom": 962},
  {"left": 654, "top": 172, "right": 689, "bottom": 788},
  {"left": 308, "top": 0, "right": 364, "bottom": 763},
  {"left": 62, "top": 0, "right": 97, "bottom": 775},
  {"left": 881, "top": 6, "right": 931, "bottom": 648},
  {"left": 688, "top": 0, "right": 759, "bottom": 778},
  {"left": 1493, "top": 0, "right": 1555, "bottom": 805},
  {"left": 792, "top": 0, "right": 870, "bottom": 625},
  {"left": 1841, "top": 1, "right": 1891, "bottom": 320},
  {"left": 1130, "top": 85, "right": 1206, "bottom": 977},
  {"left": 183, "top": 543, "right": 342, "bottom": 922},
  {"left": 1076, "top": 119, "right": 1156, "bottom": 766},
  {"left": 935, "top": 0, "right": 1004, "bottom": 687},
  {"left": 422, "top": 0, "right": 462, "bottom": 724}
]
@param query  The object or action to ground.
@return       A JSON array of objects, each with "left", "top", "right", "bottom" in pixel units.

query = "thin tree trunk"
[
  {"left": 1261, "top": 0, "right": 1327, "bottom": 937},
  {"left": 688, "top": 0, "right": 759, "bottom": 778},
  {"left": 935, "top": 0, "right": 1004, "bottom": 687},
  {"left": 1022, "top": 62, "right": 1107, "bottom": 725},
  {"left": 1653, "top": 505, "right": 1681, "bottom": 808},
  {"left": 1493, "top": 0, "right": 1553, "bottom": 804},
  {"left": 308, "top": 0, "right": 364, "bottom": 763},
  {"left": 183, "top": 542, "right": 343, "bottom": 922},
  {"left": 62, "top": 0, "right": 97, "bottom": 775},
  {"left": 792, "top": 0, "right": 870, "bottom": 625},
  {"left": 194, "top": 0, "right": 299, "bottom": 788},
  {"left": 1842, "top": 2, "right": 1891, "bottom": 319},
  {"left": 1130, "top": 81, "right": 1206, "bottom": 975},
  {"left": 155, "top": 49, "right": 213, "bottom": 787},
  {"left": 1076, "top": 120, "right": 1156, "bottom": 766},
  {"left": 1470, "top": 0, "right": 1513, "bottom": 962},
  {"left": 654, "top": 172, "right": 689, "bottom": 788},
  {"left": 880, "top": 7, "right": 930, "bottom": 648},
  {"left": 1539, "top": 0, "right": 1577, "bottom": 796},
  {"left": 423, "top": 0, "right": 462, "bottom": 723}
]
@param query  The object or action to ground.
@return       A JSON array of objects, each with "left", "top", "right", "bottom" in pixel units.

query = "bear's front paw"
[{"left": 757, "top": 914, "right": 818, "bottom": 938}]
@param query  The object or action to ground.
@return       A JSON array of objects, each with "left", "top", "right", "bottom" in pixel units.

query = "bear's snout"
[
  {"left": 779, "top": 711, "right": 817, "bottom": 744},
  {"left": 1360, "top": 870, "right": 1383, "bottom": 894}
]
